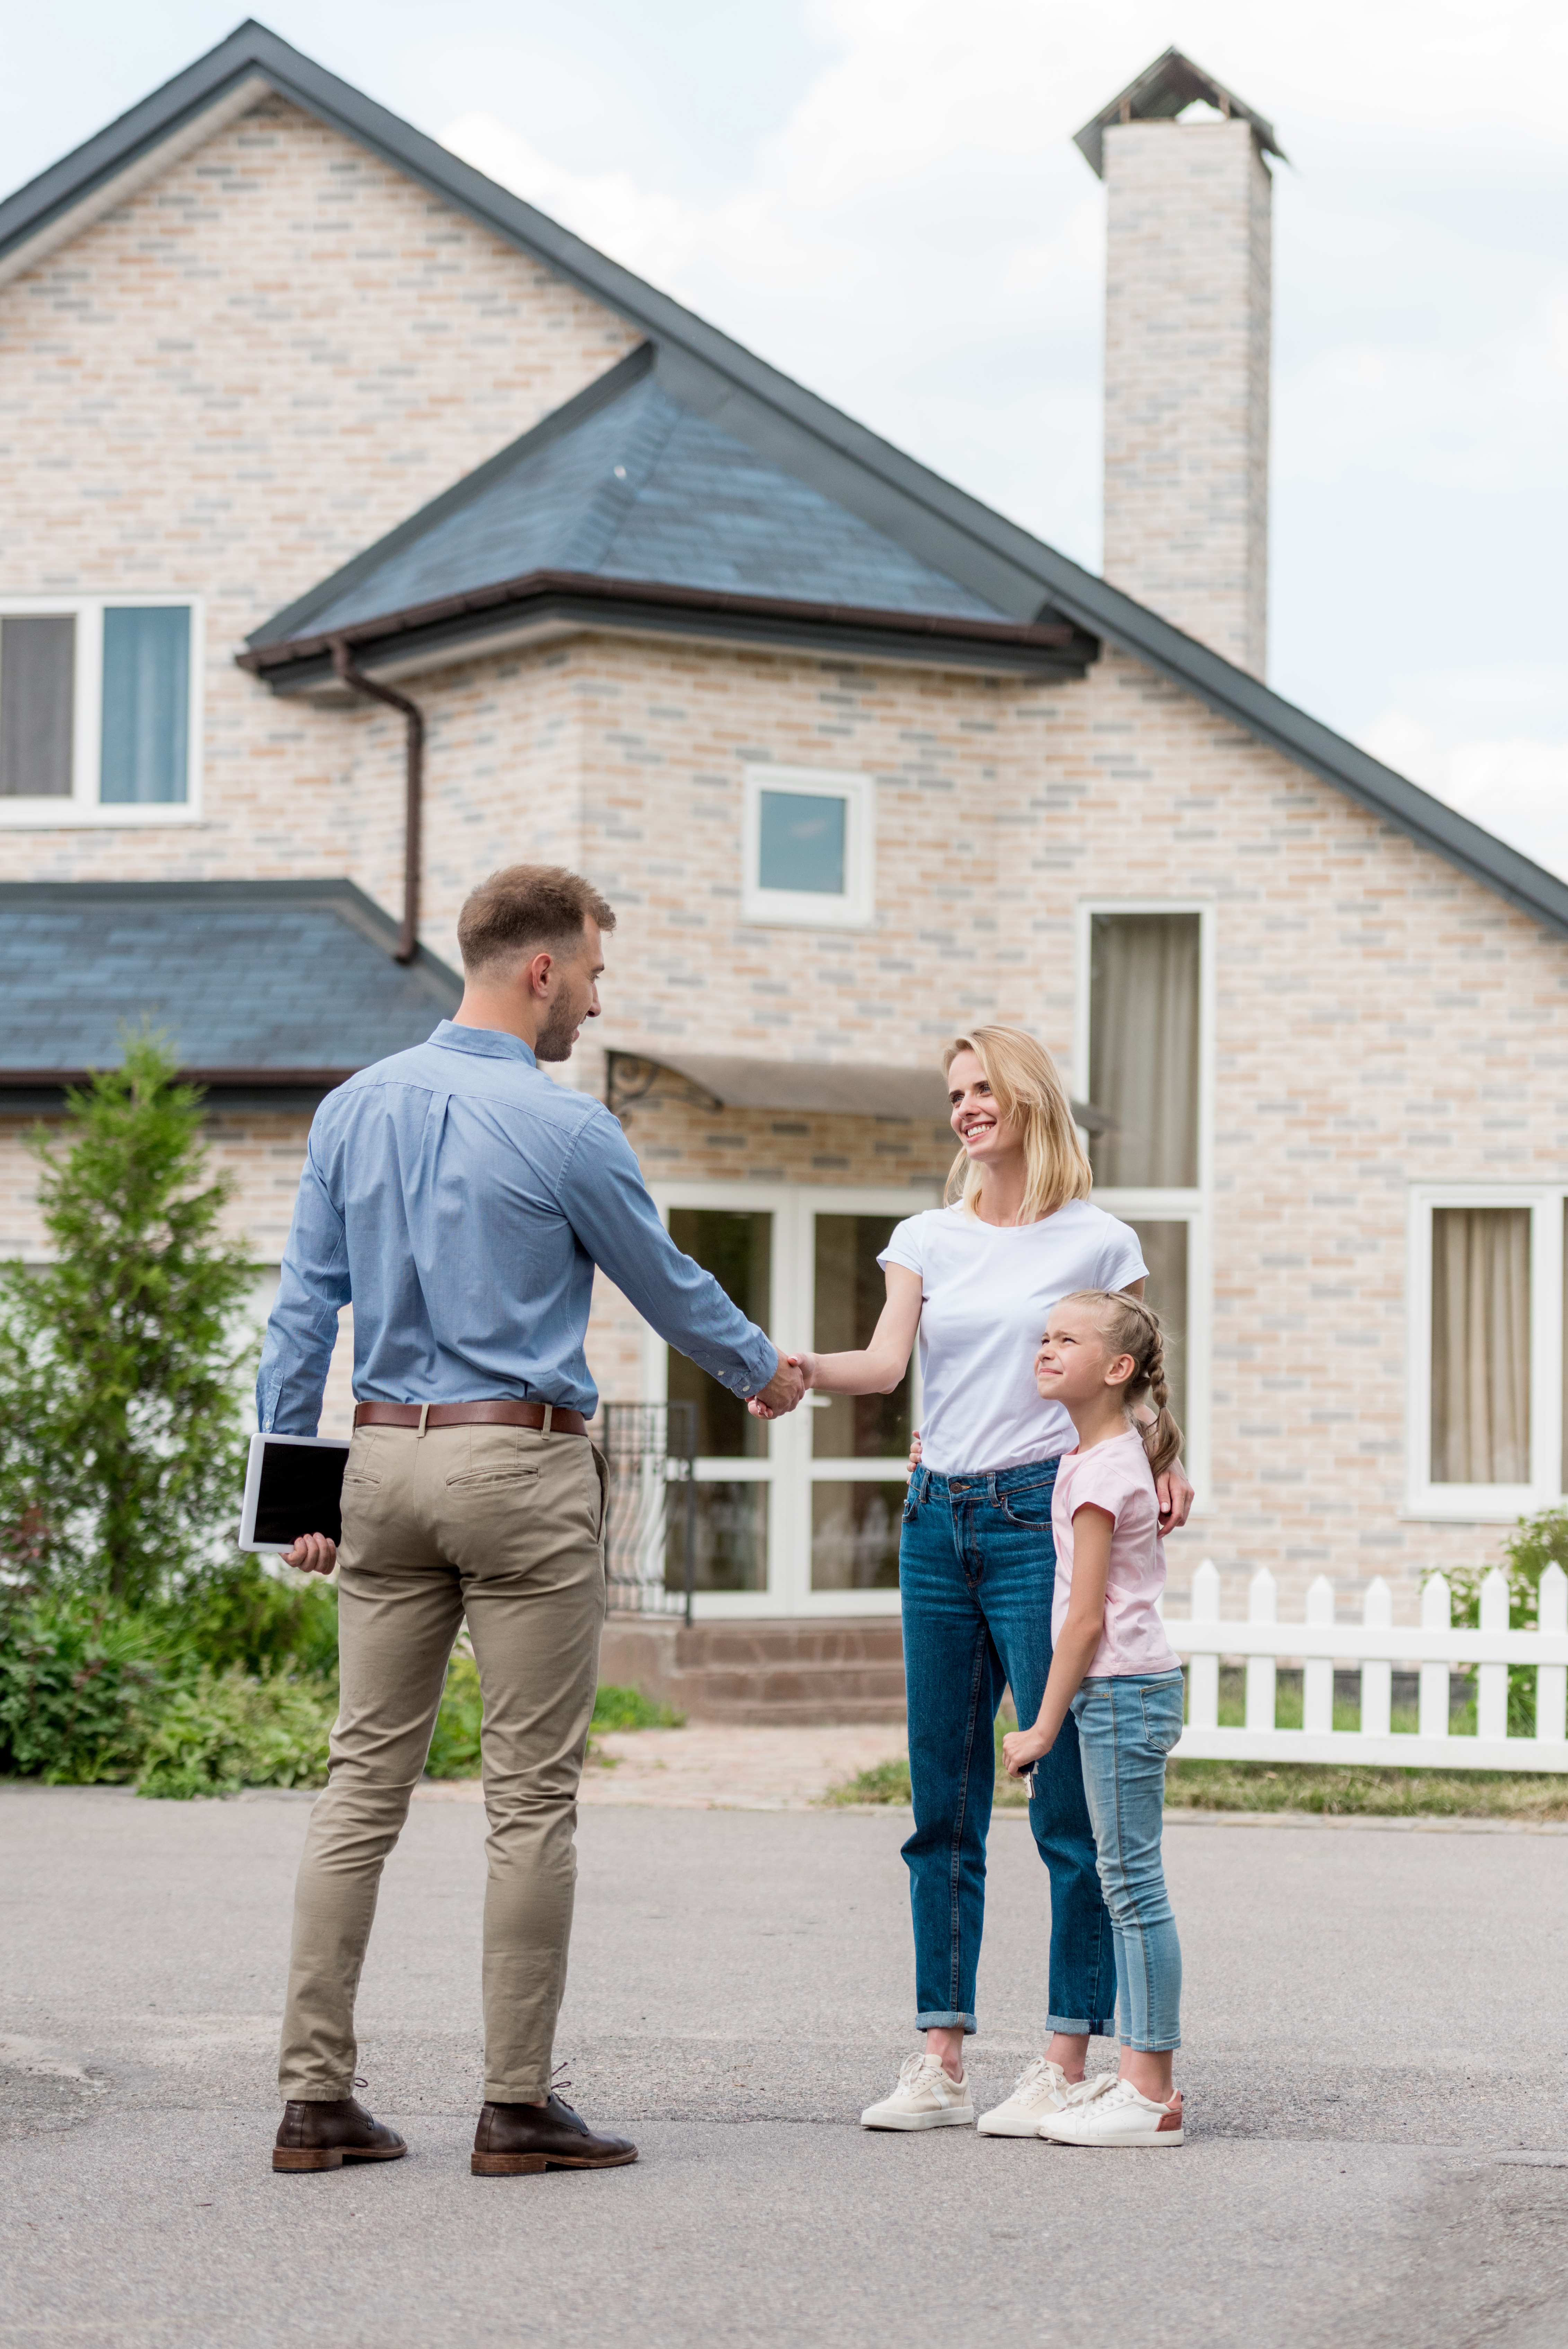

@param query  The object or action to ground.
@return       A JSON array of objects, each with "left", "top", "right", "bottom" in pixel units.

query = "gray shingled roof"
[
  {"left": 0, "top": 883, "right": 460, "bottom": 1084},
  {"left": 253, "top": 350, "right": 1013, "bottom": 646}
]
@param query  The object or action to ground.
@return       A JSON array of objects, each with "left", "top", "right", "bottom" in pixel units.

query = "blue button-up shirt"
[{"left": 257, "top": 1021, "right": 777, "bottom": 1433}]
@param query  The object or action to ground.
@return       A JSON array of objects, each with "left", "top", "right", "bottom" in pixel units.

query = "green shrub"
[
  {"left": 421, "top": 1663, "right": 685, "bottom": 1781},
  {"left": 0, "top": 1592, "right": 167, "bottom": 1783},
  {"left": 170, "top": 1555, "right": 339, "bottom": 1681},
  {"left": 591, "top": 1682, "right": 685, "bottom": 1732},
  {"left": 1449, "top": 1505, "right": 1568, "bottom": 1737},
  {"left": 136, "top": 1669, "right": 335, "bottom": 1800}
]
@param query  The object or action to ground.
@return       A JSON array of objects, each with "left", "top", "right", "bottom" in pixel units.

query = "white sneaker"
[
  {"left": 977, "top": 2055, "right": 1096, "bottom": 2137},
  {"left": 860, "top": 2052, "right": 976, "bottom": 2131},
  {"left": 1037, "top": 2074, "right": 1184, "bottom": 2148}
]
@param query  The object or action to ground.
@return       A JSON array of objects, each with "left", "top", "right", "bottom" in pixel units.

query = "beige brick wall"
[
  {"left": 0, "top": 91, "right": 639, "bottom": 892},
  {"left": 316, "top": 628, "right": 1568, "bottom": 1623},
  {"left": 1101, "top": 118, "right": 1272, "bottom": 677}
]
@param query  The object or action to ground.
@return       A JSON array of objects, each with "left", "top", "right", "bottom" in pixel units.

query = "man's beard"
[{"left": 534, "top": 997, "right": 580, "bottom": 1062}]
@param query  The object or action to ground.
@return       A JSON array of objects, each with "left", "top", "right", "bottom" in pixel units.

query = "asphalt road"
[{"left": 4, "top": 1786, "right": 1568, "bottom": 2349}]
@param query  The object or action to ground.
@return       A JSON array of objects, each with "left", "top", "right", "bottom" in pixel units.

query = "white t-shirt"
[{"left": 878, "top": 1201, "right": 1147, "bottom": 1475}]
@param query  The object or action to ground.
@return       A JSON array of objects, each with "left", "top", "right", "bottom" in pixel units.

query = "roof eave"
[{"left": 237, "top": 570, "right": 1098, "bottom": 690}]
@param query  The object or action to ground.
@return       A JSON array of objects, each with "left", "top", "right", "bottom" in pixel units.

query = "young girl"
[{"left": 1001, "top": 1289, "right": 1186, "bottom": 2148}]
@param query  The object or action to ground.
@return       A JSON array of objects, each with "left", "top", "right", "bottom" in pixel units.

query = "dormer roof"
[{"left": 243, "top": 345, "right": 1090, "bottom": 689}]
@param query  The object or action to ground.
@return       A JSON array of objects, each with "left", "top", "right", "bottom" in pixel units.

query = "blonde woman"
[{"left": 754, "top": 1025, "right": 1192, "bottom": 2135}]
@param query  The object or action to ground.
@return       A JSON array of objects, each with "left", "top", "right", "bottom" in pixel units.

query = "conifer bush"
[{"left": 0, "top": 1033, "right": 257, "bottom": 1606}]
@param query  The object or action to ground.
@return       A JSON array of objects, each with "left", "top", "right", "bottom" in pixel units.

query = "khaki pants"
[{"left": 277, "top": 1421, "right": 606, "bottom": 2105}]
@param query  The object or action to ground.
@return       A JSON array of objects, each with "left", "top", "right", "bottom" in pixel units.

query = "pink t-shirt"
[{"left": 1051, "top": 1428, "right": 1181, "bottom": 1678}]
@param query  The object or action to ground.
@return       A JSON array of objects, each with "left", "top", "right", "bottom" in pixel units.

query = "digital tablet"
[{"left": 238, "top": 1431, "right": 352, "bottom": 1554}]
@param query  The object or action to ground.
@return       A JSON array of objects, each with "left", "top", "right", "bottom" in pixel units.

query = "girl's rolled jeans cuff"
[{"left": 915, "top": 2008, "right": 976, "bottom": 2034}]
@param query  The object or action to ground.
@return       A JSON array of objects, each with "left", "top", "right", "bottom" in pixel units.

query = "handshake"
[{"left": 747, "top": 1352, "right": 811, "bottom": 1419}]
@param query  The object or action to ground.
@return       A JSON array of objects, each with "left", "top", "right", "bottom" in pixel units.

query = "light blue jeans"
[{"left": 1069, "top": 1669, "right": 1184, "bottom": 2053}]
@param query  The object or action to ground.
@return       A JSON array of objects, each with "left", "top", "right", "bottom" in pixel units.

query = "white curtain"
[
  {"left": 1090, "top": 914, "right": 1200, "bottom": 1189},
  {"left": 1430, "top": 1208, "right": 1531, "bottom": 1483},
  {"left": 99, "top": 606, "right": 189, "bottom": 805}
]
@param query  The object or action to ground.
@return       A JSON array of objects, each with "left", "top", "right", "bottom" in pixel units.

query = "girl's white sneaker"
[
  {"left": 1037, "top": 2075, "right": 1184, "bottom": 2147},
  {"left": 977, "top": 2055, "right": 1095, "bottom": 2137},
  {"left": 860, "top": 2053, "right": 976, "bottom": 2130}
]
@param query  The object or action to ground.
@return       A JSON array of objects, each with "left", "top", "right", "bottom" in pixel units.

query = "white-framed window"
[
  {"left": 642, "top": 1183, "right": 934, "bottom": 1616},
  {"left": 0, "top": 594, "right": 203, "bottom": 826},
  {"left": 1406, "top": 1185, "right": 1566, "bottom": 1521},
  {"left": 741, "top": 763, "right": 874, "bottom": 929},
  {"left": 1075, "top": 900, "right": 1214, "bottom": 1499}
]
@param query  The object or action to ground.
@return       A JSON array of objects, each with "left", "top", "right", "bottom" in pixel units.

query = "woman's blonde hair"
[
  {"left": 1058, "top": 1289, "right": 1184, "bottom": 1480},
  {"left": 942, "top": 1024, "right": 1092, "bottom": 1224}
]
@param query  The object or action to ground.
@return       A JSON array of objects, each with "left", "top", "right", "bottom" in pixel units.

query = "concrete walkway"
[
  {"left": 5, "top": 1784, "right": 1568, "bottom": 2349},
  {"left": 417, "top": 1721, "right": 908, "bottom": 1809}
]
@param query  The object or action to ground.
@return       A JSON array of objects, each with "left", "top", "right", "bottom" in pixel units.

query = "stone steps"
[{"left": 597, "top": 1616, "right": 907, "bottom": 1727}]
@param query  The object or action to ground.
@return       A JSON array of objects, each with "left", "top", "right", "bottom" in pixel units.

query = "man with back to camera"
[{"left": 258, "top": 864, "right": 806, "bottom": 2177}]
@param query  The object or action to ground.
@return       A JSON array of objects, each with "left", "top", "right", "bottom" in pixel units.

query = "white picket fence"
[{"left": 1162, "top": 1561, "right": 1568, "bottom": 1772}]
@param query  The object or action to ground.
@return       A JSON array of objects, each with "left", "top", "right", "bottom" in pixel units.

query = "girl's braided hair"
[{"left": 1058, "top": 1289, "right": 1183, "bottom": 1480}]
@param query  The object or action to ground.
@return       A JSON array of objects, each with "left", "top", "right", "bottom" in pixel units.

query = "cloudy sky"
[{"left": 7, "top": 2, "right": 1567, "bottom": 872}]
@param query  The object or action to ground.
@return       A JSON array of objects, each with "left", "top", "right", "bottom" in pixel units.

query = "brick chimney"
[{"left": 1076, "top": 51, "right": 1285, "bottom": 679}]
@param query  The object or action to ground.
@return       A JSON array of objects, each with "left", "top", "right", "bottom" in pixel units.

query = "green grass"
[
  {"left": 825, "top": 1756, "right": 915, "bottom": 1807},
  {"left": 822, "top": 1680, "right": 1568, "bottom": 1818},
  {"left": 1216, "top": 1667, "right": 1425, "bottom": 1737},
  {"left": 823, "top": 1712, "right": 1028, "bottom": 1811},
  {"left": 1165, "top": 1760, "right": 1568, "bottom": 1819}
]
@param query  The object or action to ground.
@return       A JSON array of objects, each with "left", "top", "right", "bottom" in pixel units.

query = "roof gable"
[{"left": 8, "top": 21, "right": 1568, "bottom": 941}]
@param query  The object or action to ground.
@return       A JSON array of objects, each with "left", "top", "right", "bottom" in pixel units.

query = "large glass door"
[
  {"left": 807, "top": 1212, "right": 914, "bottom": 1595},
  {"left": 666, "top": 1205, "right": 775, "bottom": 1594},
  {"left": 647, "top": 1184, "right": 934, "bottom": 1614}
]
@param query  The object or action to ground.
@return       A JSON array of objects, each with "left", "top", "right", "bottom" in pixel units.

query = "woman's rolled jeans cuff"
[{"left": 915, "top": 2009, "right": 976, "bottom": 2034}]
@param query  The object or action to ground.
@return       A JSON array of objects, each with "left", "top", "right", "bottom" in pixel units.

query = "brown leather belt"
[{"left": 353, "top": 1400, "right": 590, "bottom": 1437}]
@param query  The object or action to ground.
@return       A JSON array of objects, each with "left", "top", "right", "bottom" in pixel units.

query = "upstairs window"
[
  {"left": 1088, "top": 910, "right": 1202, "bottom": 1189},
  {"left": 0, "top": 598, "right": 198, "bottom": 823},
  {"left": 742, "top": 765, "right": 874, "bottom": 929},
  {"left": 1081, "top": 903, "right": 1210, "bottom": 1496}
]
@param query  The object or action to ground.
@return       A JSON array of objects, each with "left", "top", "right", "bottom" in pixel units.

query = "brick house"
[{"left": 3, "top": 28, "right": 1564, "bottom": 1672}]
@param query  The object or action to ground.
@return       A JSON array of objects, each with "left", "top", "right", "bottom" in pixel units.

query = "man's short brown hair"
[{"left": 456, "top": 864, "right": 616, "bottom": 975}]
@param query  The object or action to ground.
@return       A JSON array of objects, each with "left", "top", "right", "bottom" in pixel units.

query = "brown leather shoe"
[
  {"left": 471, "top": 2094, "right": 638, "bottom": 2175},
  {"left": 273, "top": 2095, "right": 408, "bottom": 2173}
]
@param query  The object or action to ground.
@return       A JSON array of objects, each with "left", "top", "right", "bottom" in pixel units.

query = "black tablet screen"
[{"left": 254, "top": 1441, "right": 349, "bottom": 1546}]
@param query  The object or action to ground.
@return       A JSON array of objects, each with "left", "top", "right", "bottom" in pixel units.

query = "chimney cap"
[{"left": 1073, "top": 46, "right": 1286, "bottom": 179}]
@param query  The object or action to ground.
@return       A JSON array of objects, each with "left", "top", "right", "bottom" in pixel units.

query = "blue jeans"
[
  {"left": 899, "top": 1459, "right": 1116, "bottom": 2038},
  {"left": 1071, "top": 1670, "right": 1184, "bottom": 2052}
]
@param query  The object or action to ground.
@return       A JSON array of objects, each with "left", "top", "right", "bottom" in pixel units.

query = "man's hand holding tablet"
[{"left": 284, "top": 1532, "right": 337, "bottom": 1576}]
